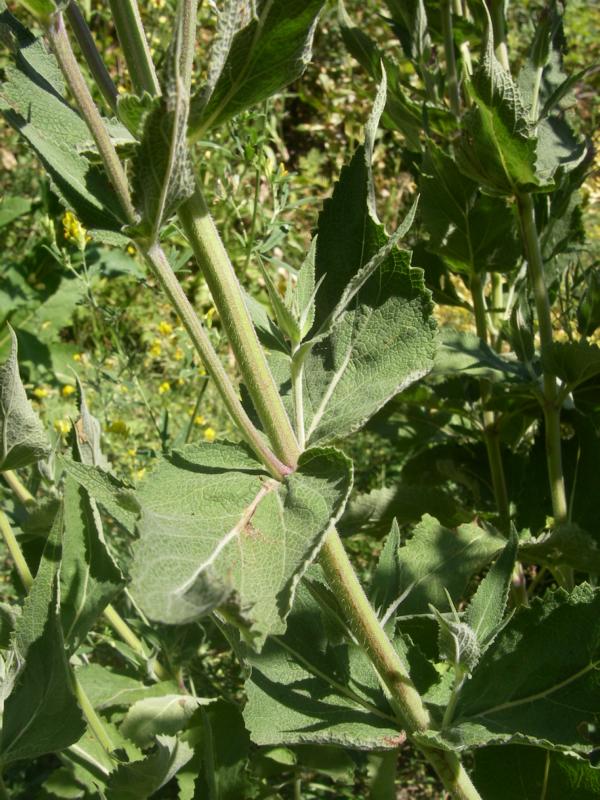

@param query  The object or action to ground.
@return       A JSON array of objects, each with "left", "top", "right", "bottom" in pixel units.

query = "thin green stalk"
[
  {"left": 530, "top": 66, "right": 544, "bottom": 122},
  {"left": 2, "top": 470, "right": 34, "bottom": 506},
  {"left": 0, "top": 509, "right": 33, "bottom": 590},
  {"left": 517, "top": 194, "right": 568, "bottom": 524},
  {"left": 102, "top": 604, "right": 169, "bottom": 681},
  {"left": 487, "top": 0, "right": 510, "bottom": 71},
  {"left": 291, "top": 351, "right": 306, "bottom": 450},
  {"left": 143, "top": 243, "right": 289, "bottom": 478},
  {"left": 107, "top": 0, "right": 160, "bottom": 96},
  {"left": 470, "top": 274, "right": 510, "bottom": 532},
  {"left": 178, "top": 189, "right": 300, "bottom": 468},
  {"left": 65, "top": 2, "right": 118, "bottom": 113},
  {"left": 184, "top": 377, "right": 209, "bottom": 444},
  {"left": 440, "top": 0, "right": 460, "bottom": 117},
  {"left": 71, "top": 671, "right": 116, "bottom": 754},
  {"left": 46, "top": 13, "right": 137, "bottom": 225}
]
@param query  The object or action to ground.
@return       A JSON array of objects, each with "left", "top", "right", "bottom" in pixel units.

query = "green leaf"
[
  {"left": 456, "top": 25, "right": 550, "bottom": 196},
  {"left": 544, "top": 341, "right": 600, "bottom": 392},
  {"left": 130, "top": 13, "right": 194, "bottom": 241},
  {"left": 106, "top": 736, "right": 194, "bottom": 800},
  {"left": 75, "top": 663, "right": 178, "bottom": 711},
  {"left": 243, "top": 580, "right": 403, "bottom": 749},
  {"left": 189, "top": 0, "right": 324, "bottom": 137},
  {"left": 474, "top": 744, "right": 600, "bottom": 799},
  {"left": 60, "top": 476, "right": 125, "bottom": 652},
  {"left": 121, "top": 695, "right": 212, "bottom": 748},
  {"left": 394, "top": 515, "right": 505, "bottom": 616},
  {"left": 420, "top": 143, "right": 521, "bottom": 274},
  {"left": 12, "top": 0, "right": 56, "bottom": 23},
  {"left": 0, "top": 326, "right": 50, "bottom": 470},
  {"left": 130, "top": 442, "right": 352, "bottom": 647},
  {"left": 0, "top": 506, "right": 86, "bottom": 766},
  {"left": 369, "top": 520, "right": 402, "bottom": 617},
  {"left": 432, "top": 328, "right": 528, "bottom": 381},
  {"left": 0, "top": 195, "right": 30, "bottom": 228},
  {"left": 0, "top": 8, "right": 125, "bottom": 233},
  {"left": 417, "top": 585, "right": 600, "bottom": 752},
  {"left": 465, "top": 530, "right": 518, "bottom": 649}
]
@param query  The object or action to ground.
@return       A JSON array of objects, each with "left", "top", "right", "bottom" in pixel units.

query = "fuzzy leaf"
[
  {"left": 130, "top": 442, "right": 352, "bottom": 648},
  {"left": 243, "top": 580, "right": 403, "bottom": 750},
  {"left": 543, "top": 341, "right": 600, "bottom": 392},
  {"left": 106, "top": 736, "right": 194, "bottom": 800},
  {"left": 0, "top": 326, "right": 50, "bottom": 470},
  {"left": 369, "top": 520, "right": 402, "bottom": 616},
  {"left": 121, "top": 694, "right": 212, "bottom": 747},
  {"left": 60, "top": 477, "right": 124, "bottom": 652},
  {"left": 0, "top": 507, "right": 86, "bottom": 766},
  {"left": 417, "top": 585, "right": 600, "bottom": 752},
  {"left": 474, "top": 744, "right": 600, "bottom": 799},
  {"left": 189, "top": 0, "right": 324, "bottom": 136},
  {"left": 0, "top": 8, "right": 125, "bottom": 233},
  {"left": 394, "top": 515, "right": 505, "bottom": 616},
  {"left": 75, "top": 663, "right": 178, "bottom": 711},
  {"left": 432, "top": 328, "right": 528, "bottom": 381}
]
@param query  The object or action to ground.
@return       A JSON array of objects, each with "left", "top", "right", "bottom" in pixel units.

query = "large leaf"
[
  {"left": 130, "top": 442, "right": 352, "bottom": 647},
  {"left": 393, "top": 515, "right": 505, "bottom": 616},
  {"left": 417, "top": 585, "right": 600, "bottom": 753},
  {"left": 106, "top": 736, "right": 194, "bottom": 800},
  {"left": 60, "top": 476, "right": 124, "bottom": 652},
  {"left": 0, "top": 326, "right": 50, "bottom": 470},
  {"left": 544, "top": 341, "right": 600, "bottom": 393},
  {"left": 121, "top": 694, "right": 211, "bottom": 747},
  {"left": 456, "top": 26, "right": 550, "bottom": 196},
  {"left": 432, "top": 328, "right": 528, "bottom": 381},
  {"left": 420, "top": 143, "right": 520, "bottom": 274},
  {"left": 474, "top": 744, "right": 600, "bottom": 799},
  {"left": 189, "top": 0, "right": 324, "bottom": 138},
  {"left": 0, "top": 8, "right": 125, "bottom": 233},
  {"left": 75, "top": 663, "right": 178, "bottom": 711},
  {"left": 0, "top": 507, "right": 86, "bottom": 766},
  {"left": 243, "top": 579, "right": 404, "bottom": 750}
]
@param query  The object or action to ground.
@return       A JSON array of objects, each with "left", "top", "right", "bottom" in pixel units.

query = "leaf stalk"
[{"left": 107, "top": 0, "right": 160, "bottom": 96}]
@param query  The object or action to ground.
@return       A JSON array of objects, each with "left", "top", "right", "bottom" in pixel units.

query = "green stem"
[
  {"left": 0, "top": 774, "right": 9, "bottom": 800},
  {"left": 71, "top": 671, "right": 116, "bottom": 754},
  {"left": 0, "top": 510, "right": 33, "bottom": 590},
  {"left": 530, "top": 65, "right": 544, "bottom": 122},
  {"left": 107, "top": 0, "right": 160, "bottom": 96},
  {"left": 517, "top": 194, "right": 568, "bottom": 525},
  {"left": 490, "top": 272, "right": 504, "bottom": 349},
  {"left": 46, "top": 13, "right": 137, "bottom": 225},
  {"left": 470, "top": 274, "right": 510, "bottom": 532},
  {"left": 487, "top": 0, "right": 510, "bottom": 71},
  {"left": 291, "top": 351, "right": 306, "bottom": 450},
  {"left": 177, "top": 0, "right": 198, "bottom": 89},
  {"left": 65, "top": 2, "right": 118, "bottom": 113},
  {"left": 102, "top": 603, "right": 169, "bottom": 681},
  {"left": 178, "top": 189, "right": 300, "bottom": 468},
  {"left": 440, "top": 0, "right": 460, "bottom": 116},
  {"left": 142, "top": 242, "right": 288, "bottom": 479},
  {"left": 2, "top": 470, "right": 34, "bottom": 506}
]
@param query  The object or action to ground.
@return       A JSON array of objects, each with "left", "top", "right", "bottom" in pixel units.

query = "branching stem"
[
  {"left": 107, "top": 0, "right": 160, "bottom": 96},
  {"left": 65, "top": 2, "right": 118, "bottom": 113},
  {"left": 441, "top": 0, "right": 460, "bottom": 116}
]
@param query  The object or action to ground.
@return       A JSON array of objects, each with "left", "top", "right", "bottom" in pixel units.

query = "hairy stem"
[
  {"left": 47, "top": 13, "right": 137, "bottom": 225},
  {"left": 441, "top": 0, "right": 460, "bottom": 116},
  {"left": 65, "top": 2, "right": 118, "bottom": 113},
  {"left": 517, "top": 194, "right": 568, "bottom": 524},
  {"left": 143, "top": 243, "right": 288, "bottom": 478},
  {"left": 2, "top": 470, "right": 34, "bottom": 506},
  {"left": 470, "top": 273, "right": 510, "bottom": 531},
  {"left": 107, "top": 0, "right": 160, "bottom": 96},
  {"left": 0, "top": 509, "right": 33, "bottom": 590},
  {"left": 178, "top": 189, "right": 300, "bottom": 468}
]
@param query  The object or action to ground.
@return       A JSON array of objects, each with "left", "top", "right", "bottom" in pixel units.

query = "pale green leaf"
[
  {"left": 0, "top": 506, "right": 86, "bottom": 766},
  {"left": 432, "top": 328, "right": 528, "bottom": 381},
  {"left": 0, "top": 326, "right": 50, "bottom": 470},
  {"left": 0, "top": 196, "right": 30, "bottom": 228},
  {"left": 107, "top": 735, "right": 194, "bottom": 800},
  {"left": 121, "top": 694, "right": 212, "bottom": 747},
  {"left": 189, "top": 0, "right": 324, "bottom": 136},
  {"left": 130, "top": 442, "right": 352, "bottom": 647},
  {"left": 75, "top": 663, "right": 178, "bottom": 711},
  {"left": 417, "top": 585, "right": 600, "bottom": 752}
]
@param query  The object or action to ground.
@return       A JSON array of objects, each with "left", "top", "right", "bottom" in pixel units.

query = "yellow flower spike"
[
  {"left": 54, "top": 419, "right": 70, "bottom": 436},
  {"left": 158, "top": 381, "right": 171, "bottom": 395},
  {"left": 158, "top": 321, "right": 173, "bottom": 336},
  {"left": 61, "top": 385, "right": 76, "bottom": 398},
  {"left": 203, "top": 427, "right": 216, "bottom": 442},
  {"left": 62, "top": 211, "right": 88, "bottom": 251},
  {"left": 33, "top": 387, "right": 50, "bottom": 399}
]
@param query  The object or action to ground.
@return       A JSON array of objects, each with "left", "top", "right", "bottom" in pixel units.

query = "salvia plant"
[{"left": 0, "top": 0, "right": 598, "bottom": 798}]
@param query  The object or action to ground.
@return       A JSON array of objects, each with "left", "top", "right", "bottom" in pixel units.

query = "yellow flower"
[
  {"left": 73, "top": 353, "right": 83, "bottom": 362},
  {"left": 149, "top": 340, "right": 162, "bottom": 358},
  {"left": 158, "top": 381, "right": 171, "bottom": 395},
  {"left": 174, "top": 347, "right": 184, "bottom": 361},
  {"left": 33, "top": 387, "right": 50, "bottom": 399},
  {"left": 158, "top": 321, "right": 173, "bottom": 336},
  {"left": 108, "top": 420, "right": 129, "bottom": 436},
  {"left": 62, "top": 211, "right": 88, "bottom": 251},
  {"left": 194, "top": 415, "right": 206, "bottom": 426},
  {"left": 54, "top": 419, "right": 70, "bottom": 435},
  {"left": 177, "top": 377, "right": 185, "bottom": 387},
  {"left": 278, "top": 162, "right": 289, "bottom": 178},
  {"left": 61, "top": 384, "right": 76, "bottom": 397},
  {"left": 197, "top": 367, "right": 206, "bottom": 376},
  {"left": 127, "top": 244, "right": 136, "bottom": 255},
  {"left": 203, "top": 427, "right": 216, "bottom": 442},
  {"left": 135, "top": 468, "right": 146, "bottom": 480},
  {"left": 127, "top": 448, "right": 137, "bottom": 458}
]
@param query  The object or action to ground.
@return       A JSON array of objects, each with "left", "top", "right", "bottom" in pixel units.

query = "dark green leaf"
[
  {"left": 121, "top": 694, "right": 211, "bottom": 747},
  {"left": 432, "top": 328, "right": 527, "bottom": 380},
  {"left": 106, "top": 736, "right": 194, "bottom": 800}
]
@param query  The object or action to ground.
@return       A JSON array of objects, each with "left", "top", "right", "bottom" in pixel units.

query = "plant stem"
[
  {"left": 2, "top": 470, "right": 34, "bottom": 506},
  {"left": 470, "top": 273, "right": 510, "bottom": 532},
  {"left": 0, "top": 510, "right": 33, "bottom": 590},
  {"left": 107, "top": 0, "right": 160, "bottom": 96},
  {"left": 487, "top": 0, "right": 510, "bottom": 71},
  {"left": 71, "top": 671, "right": 116, "bottom": 754},
  {"left": 440, "top": 0, "right": 460, "bottom": 116},
  {"left": 46, "top": 13, "right": 137, "bottom": 225},
  {"left": 0, "top": 775, "right": 9, "bottom": 800},
  {"left": 178, "top": 189, "right": 300, "bottom": 468},
  {"left": 142, "top": 243, "right": 289, "bottom": 479},
  {"left": 291, "top": 351, "right": 306, "bottom": 449},
  {"left": 65, "top": 2, "right": 118, "bottom": 113},
  {"left": 517, "top": 193, "right": 568, "bottom": 524},
  {"left": 102, "top": 603, "right": 169, "bottom": 680}
]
